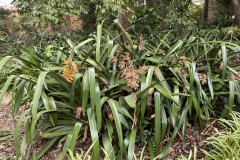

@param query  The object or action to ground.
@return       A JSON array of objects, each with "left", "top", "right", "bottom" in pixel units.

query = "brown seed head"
[
  {"left": 197, "top": 73, "right": 207, "bottom": 84},
  {"left": 110, "top": 56, "right": 118, "bottom": 63},
  {"left": 122, "top": 53, "right": 131, "bottom": 61}
]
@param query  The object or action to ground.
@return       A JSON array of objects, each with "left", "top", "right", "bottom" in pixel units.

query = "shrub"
[{"left": 199, "top": 26, "right": 240, "bottom": 41}]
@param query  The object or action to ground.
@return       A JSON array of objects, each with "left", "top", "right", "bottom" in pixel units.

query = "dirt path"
[
  {"left": 0, "top": 93, "right": 25, "bottom": 159},
  {"left": 0, "top": 93, "right": 63, "bottom": 160}
]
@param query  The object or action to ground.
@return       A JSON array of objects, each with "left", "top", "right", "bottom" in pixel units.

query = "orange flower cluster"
[{"left": 61, "top": 60, "right": 81, "bottom": 82}]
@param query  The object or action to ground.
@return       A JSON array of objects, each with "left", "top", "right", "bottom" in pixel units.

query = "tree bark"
[
  {"left": 201, "top": 0, "right": 209, "bottom": 25},
  {"left": 117, "top": 11, "right": 132, "bottom": 33},
  {"left": 117, "top": 2, "right": 133, "bottom": 42},
  {"left": 216, "top": 0, "right": 240, "bottom": 27},
  {"left": 207, "top": 0, "right": 216, "bottom": 21}
]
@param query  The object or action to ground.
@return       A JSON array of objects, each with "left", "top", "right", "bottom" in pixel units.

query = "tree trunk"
[
  {"left": 117, "top": 11, "right": 132, "bottom": 32},
  {"left": 207, "top": 0, "right": 216, "bottom": 21},
  {"left": 65, "top": 15, "right": 71, "bottom": 34},
  {"left": 81, "top": 2, "right": 97, "bottom": 34},
  {"left": 216, "top": 0, "right": 240, "bottom": 27},
  {"left": 201, "top": 0, "right": 209, "bottom": 25},
  {"left": 117, "top": 2, "right": 133, "bottom": 42}
]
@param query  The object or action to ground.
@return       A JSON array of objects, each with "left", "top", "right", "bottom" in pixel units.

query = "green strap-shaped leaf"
[
  {"left": 95, "top": 82, "right": 102, "bottom": 132},
  {"left": 114, "top": 19, "right": 133, "bottom": 47},
  {"left": 13, "top": 80, "right": 26, "bottom": 116},
  {"left": 96, "top": 24, "right": 102, "bottom": 62},
  {"left": 148, "top": 139, "right": 154, "bottom": 160},
  {"left": 116, "top": 103, "right": 133, "bottom": 120},
  {"left": 207, "top": 71, "right": 214, "bottom": 99},
  {"left": 30, "top": 110, "right": 59, "bottom": 141},
  {"left": 11, "top": 77, "right": 21, "bottom": 113},
  {"left": 163, "top": 40, "right": 183, "bottom": 60},
  {"left": 32, "top": 72, "right": 48, "bottom": 120},
  {"left": 106, "top": 119, "right": 113, "bottom": 141},
  {"left": 69, "top": 122, "right": 83, "bottom": 152},
  {"left": 0, "top": 56, "right": 12, "bottom": 71},
  {"left": 87, "top": 108, "right": 100, "bottom": 160},
  {"left": 154, "top": 106, "right": 189, "bottom": 159},
  {"left": 44, "top": 45, "right": 55, "bottom": 59},
  {"left": 41, "top": 131, "right": 73, "bottom": 138},
  {"left": 124, "top": 94, "right": 136, "bottom": 109},
  {"left": 153, "top": 31, "right": 172, "bottom": 55},
  {"left": 154, "top": 67, "right": 172, "bottom": 94},
  {"left": 74, "top": 38, "right": 94, "bottom": 55},
  {"left": 161, "top": 107, "right": 167, "bottom": 141},
  {"left": 15, "top": 109, "right": 30, "bottom": 159},
  {"left": 128, "top": 127, "right": 138, "bottom": 160},
  {"left": 34, "top": 137, "right": 59, "bottom": 160},
  {"left": 70, "top": 73, "right": 83, "bottom": 106},
  {"left": 110, "top": 62, "right": 117, "bottom": 87},
  {"left": 66, "top": 39, "right": 75, "bottom": 62},
  {"left": 107, "top": 99, "right": 123, "bottom": 151},
  {"left": 172, "top": 85, "right": 180, "bottom": 127},
  {"left": 89, "top": 68, "right": 96, "bottom": 110},
  {"left": 82, "top": 70, "right": 89, "bottom": 115},
  {"left": 154, "top": 92, "right": 161, "bottom": 155},
  {"left": 102, "top": 133, "right": 115, "bottom": 160},
  {"left": 56, "top": 134, "right": 72, "bottom": 160},
  {"left": 114, "top": 19, "right": 138, "bottom": 60},
  {"left": 182, "top": 115, "right": 187, "bottom": 148},
  {"left": 106, "top": 42, "right": 116, "bottom": 70},
  {"left": 0, "top": 75, "right": 16, "bottom": 106},
  {"left": 41, "top": 92, "right": 56, "bottom": 126},
  {"left": 49, "top": 97, "right": 58, "bottom": 125},
  {"left": 155, "top": 84, "right": 179, "bottom": 106},
  {"left": 191, "top": 92, "right": 200, "bottom": 118},
  {"left": 141, "top": 66, "right": 154, "bottom": 121},
  {"left": 221, "top": 43, "right": 227, "bottom": 79},
  {"left": 229, "top": 81, "right": 235, "bottom": 111}
]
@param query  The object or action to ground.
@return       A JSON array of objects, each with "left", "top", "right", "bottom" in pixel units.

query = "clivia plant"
[{"left": 0, "top": 19, "right": 240, "bottom": 159}]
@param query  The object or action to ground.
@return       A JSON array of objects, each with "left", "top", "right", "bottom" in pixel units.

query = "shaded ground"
[
  {"left": 0, "top": 93, "right": 215, "bottom": 159},
  {"left": 167, "top": 121, "right": 216, "bottom": 159}
]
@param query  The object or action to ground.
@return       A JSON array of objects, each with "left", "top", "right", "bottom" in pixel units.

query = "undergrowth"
[
  {"left": 0, "top": 20, "right": 240, "bottom": 159},
  {"left": 203, "top": 111, "right": 240, "bottom": 160}
]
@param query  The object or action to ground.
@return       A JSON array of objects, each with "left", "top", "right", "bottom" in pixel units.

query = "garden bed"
[{"left": 0, "top": 93, "right": 217, "bottom": 159}]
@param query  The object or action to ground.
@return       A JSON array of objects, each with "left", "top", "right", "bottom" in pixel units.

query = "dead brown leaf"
[
  {"left": 133, "top": 94, "right": 137, "bottom": 103},
  {"left": 132, "top": 109, "right": 137, "bottom": 129},
  {"left": 83, "top": 126, "right": 88, "bottom": 142},
  {"left": 76, "top": 106, "right": 82, "bottom": 119}
]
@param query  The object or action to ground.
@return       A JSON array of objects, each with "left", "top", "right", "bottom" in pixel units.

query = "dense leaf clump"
[{"left": 0, "top": 20, "right": 240, "bottom": 159}]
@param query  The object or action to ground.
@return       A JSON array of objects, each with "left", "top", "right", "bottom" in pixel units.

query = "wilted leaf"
[{"left": 76, "top": 106, "right": 82, "bottom": 119}]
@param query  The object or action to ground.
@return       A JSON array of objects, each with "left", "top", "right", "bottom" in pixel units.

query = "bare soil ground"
[
  {"left": 0, "top": 93, "right": 25, "bottom": 159},
  {"left": 0, "top": 93, "right": 215, "bottom": 159}
]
